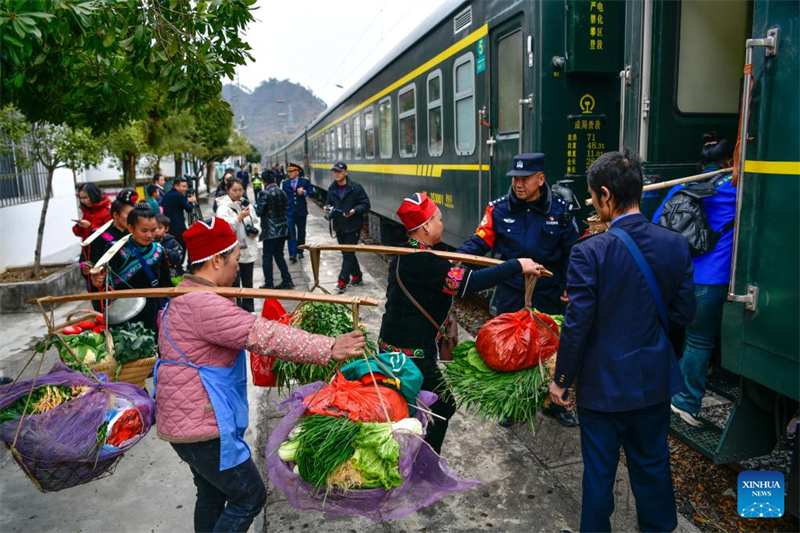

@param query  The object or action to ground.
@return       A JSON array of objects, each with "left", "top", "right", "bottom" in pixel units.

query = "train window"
[
  {"left": 427, "top": 70, "right": 444, "bottom": 157},
  {"left": 328, "top": 130, "right": 334, "bottom": 161},
  {"left": 454, "top": 53, "right": 475, "bottom": 155},
  {"left": 676, "top": 0, "right": 751, "bottom": 114},
  {"left": 364, "top": 108, "right": 375, "bottom": 159},
  {"left": 336, "top": 125, "right": 344, "bottom": 161},
  {"left": 353, "top": 115, "right": 363, "bottom": 160},
  {"left": 497, "top": 30, "right": 523, "bottom": 134},
  {"left": 343, "top": 121, "right": 352, "bottom": 160},
  {"left": 379, "top": 97, "right": 393, "bottom": 159},
  {"left": 398, "top": 84, "right": 417, "bottom": 158}
]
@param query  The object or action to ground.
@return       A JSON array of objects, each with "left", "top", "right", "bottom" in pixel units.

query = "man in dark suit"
[
  {"left": 160, "top": 176, "right": 196, "bottom": 251},
  {"left": 281, "top": 162, "right": 316, "bottom": 262},
  {"left": 550, "top": 151, "right": 695, "bottom": 533}
]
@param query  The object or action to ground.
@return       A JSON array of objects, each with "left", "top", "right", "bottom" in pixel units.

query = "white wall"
[
  {"left": 0, "top": 167, "right": 81, "bottom": 272},
  {"left": 81, "top": 155, "right": 178, "bottom": 183}
]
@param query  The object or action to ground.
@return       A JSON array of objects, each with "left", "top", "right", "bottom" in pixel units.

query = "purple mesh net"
[
  {"left": 266, "top": 382, "right": 480, "bottom": 521},
  {"left": 0, "top": 362, "right": 155, "bottom": 492}
]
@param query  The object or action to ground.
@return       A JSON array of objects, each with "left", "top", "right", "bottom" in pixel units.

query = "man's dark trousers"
[
  {"left": 287, "top": 214, "right": 307, "bottom": 258},
  {"left": 578, "top": 401, "right": 677, "bottom": 533},
  {"left": 336, "top": 230, "right": 361, "bottom": 284},
  {"left": 262, "top": 238, "right": 292, "bottom": 288}
]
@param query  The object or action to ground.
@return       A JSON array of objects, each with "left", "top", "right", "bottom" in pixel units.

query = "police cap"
[
  {"left": 507, "top": 153, "right": 545, "bottom": 177},
  {"left": 331, "top": 161, "right": 348, "bottom": 172}
]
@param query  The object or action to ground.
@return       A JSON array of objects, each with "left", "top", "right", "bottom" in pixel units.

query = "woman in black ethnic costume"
[
  {"left": 92, "top": 202, "right": 174, "bottom": 332},
  {"left": 378, "top": 193, "right": 545, "bottom": 453}
]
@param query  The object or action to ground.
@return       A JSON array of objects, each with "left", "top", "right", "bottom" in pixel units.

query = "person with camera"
[
  {"left": 217, "top": 177, "right": 261, "bottom": 312},
  {"left": 255, "top": 170, "right": 294, "bottom": 290},
  {"left": 161, "top": 176, "right": 197, "bottom": 251},
  {"left": 325, "top": 162, "right": 370, "bottom": 294}
]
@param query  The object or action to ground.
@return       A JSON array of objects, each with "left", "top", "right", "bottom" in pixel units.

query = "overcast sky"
[{"left": 232, "top": 0, "right": 451, "bottom": 106}]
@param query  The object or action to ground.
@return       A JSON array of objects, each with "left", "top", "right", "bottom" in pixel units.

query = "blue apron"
[{"left": 153, "top": 301, "right": 251, "bottom": 471}]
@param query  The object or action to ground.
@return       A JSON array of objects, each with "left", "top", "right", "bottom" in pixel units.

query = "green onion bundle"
[
  {"left": 272, "top": 302, "right": 377, "bottom": 391},
  {"left": 293, "top": 415, "right": 361, "bottom": 490},
  {"left": 441, "top": 340, "right": 552, "bottom": 434}
]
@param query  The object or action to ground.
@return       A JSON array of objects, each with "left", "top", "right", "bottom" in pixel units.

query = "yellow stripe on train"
[
  {"left": 310, "top": 163, "right": 490, "bottom": 179},
  {"left": 744, "top": 160, "right": 800, "bottom": 175}
]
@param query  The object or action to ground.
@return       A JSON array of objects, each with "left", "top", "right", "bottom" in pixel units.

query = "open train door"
[
  {"left": 720, "top": 0, "right": 799, "bottom": 508},
  {"left": 486, "top": 13, "right": 529, "bottom": 202}
]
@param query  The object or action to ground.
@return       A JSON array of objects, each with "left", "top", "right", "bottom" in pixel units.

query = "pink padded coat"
[{"left": 155, "top": 275, "right": 334, "bottom": 443}]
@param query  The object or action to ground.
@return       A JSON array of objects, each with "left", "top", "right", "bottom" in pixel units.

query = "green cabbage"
[{"left": 351, "top": 422, "right": 402, "bottom": 491}]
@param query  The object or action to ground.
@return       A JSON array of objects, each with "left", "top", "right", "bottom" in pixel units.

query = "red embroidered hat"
[
  {"left": 183, "top": 217, "right": 238, "bottom": 265},
  {"left": 397, "top": 192, "right": 438, "bottom": 231}
]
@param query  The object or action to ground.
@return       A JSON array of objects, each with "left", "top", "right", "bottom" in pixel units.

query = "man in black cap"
[
  {"left": 161, "top": 176, "right": 197, "bottom": 250},
  {"left": 281, "top": 162, "right": 316, "bottom": 262},
  {"left": 458, "top": 152, "right": 580, "bottom": 426},
  {"left": 325, "top": 162, "right": 370, "bottom": 294}
]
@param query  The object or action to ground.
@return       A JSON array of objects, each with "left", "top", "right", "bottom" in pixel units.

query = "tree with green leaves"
[
  {"left": 246, "top": 143, "right": 262, "bottom": 165},
  {"left": 105, "top": 121, "right": 148, "bottom": 185},
  {"left": 0, "top": 0, "right": 256, "bottom": 133},
  {"left": 0, "top": 106, "right": 104, "bottom": 277}
]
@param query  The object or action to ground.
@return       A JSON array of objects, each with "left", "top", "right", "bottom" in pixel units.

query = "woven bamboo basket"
[{"left": 62, "top": 310, "right": 156, "bottom": 388}]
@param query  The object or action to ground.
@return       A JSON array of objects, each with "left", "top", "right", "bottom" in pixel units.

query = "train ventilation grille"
[{"left": 454, "top": 7, "right": 472, "bottom": 34}]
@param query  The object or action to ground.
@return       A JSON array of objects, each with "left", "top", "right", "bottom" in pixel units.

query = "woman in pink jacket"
[{"left": 155, "top": 217, "right": 364, "bottom": 532}]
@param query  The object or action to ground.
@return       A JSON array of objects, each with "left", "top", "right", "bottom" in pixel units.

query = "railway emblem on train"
[{"left": 580, "top": 94, "right": 596, "bottom": 114}]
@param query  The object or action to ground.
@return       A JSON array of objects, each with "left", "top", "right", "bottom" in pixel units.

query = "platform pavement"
[{"left": 0, "top": 193, "right": 699, "bottom": 532}]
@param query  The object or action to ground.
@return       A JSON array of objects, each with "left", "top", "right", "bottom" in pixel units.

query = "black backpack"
[{"left": 657, "top": 182, "right": 734, "bottom": 256}]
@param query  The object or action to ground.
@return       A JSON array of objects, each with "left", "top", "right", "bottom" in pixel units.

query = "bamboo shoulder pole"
[
  {"left": 300, "top": 243, "right": 554, "bottom": 277},
  {"left": 583, "top": 167, "right": 733, "bottom": 206},
  {"left": 30, "top": 287, "right": 380, "bottom": 307}
]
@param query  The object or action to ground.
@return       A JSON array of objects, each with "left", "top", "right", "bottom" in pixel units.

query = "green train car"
[{"left": 269, "top": 0, "right": 798, "bottom": 486}]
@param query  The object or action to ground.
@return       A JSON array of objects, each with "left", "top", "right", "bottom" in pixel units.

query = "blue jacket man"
[
  {"left": 550, "top": 151, "right": 695, "bottom": 533},
  {"left": 281, "top": 162, "right": 316, "bottom": 261},
  {"left": 458, "top": 153, "right": 579, "bottom": 315}
]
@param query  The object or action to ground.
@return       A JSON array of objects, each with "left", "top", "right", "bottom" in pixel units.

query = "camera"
[
  {"left": 240, "top": 197, "right": 250, "bottom": 208},
  {"left": 324, "top": 206, "right": 341, "bottom": 221},
  {"left": 244, "top": 224, "right": 259, "bottom": 236}
]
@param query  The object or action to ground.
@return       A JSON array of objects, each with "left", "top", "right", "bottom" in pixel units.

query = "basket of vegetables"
[
  {"left": 0, "top": 362, "right": 155, "bottom": 492},
  {"left": 266, "top": 378, "right": 479, "bottom": 521},
  {"left": 270, "top": 302, "right": 378, "bottom": 390},
  {"left": 442, "top": 311, "right": 563, "bottom": 433},
  {"left": 52, "top": 311, "right": 157, "bottom": 388}
]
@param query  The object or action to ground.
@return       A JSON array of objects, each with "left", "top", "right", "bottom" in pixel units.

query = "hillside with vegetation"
[{"left": 223, "top": 79, "right": 327, "bottom": 158}]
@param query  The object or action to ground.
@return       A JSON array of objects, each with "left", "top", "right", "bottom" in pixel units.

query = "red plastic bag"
[
  {"left": 262, "top": 298, "right": 288, "bottom": 321},
  {"left": 304, "top": 372, "right": 409, "bottom": 422},
  {"left": 251, "top": 353, "right": 278, "bottom": 387},
  {"left": 476, "top": 310, "right": 560, "bottom": 372},
  {"left": 253, "top": 299, "right": 288, "bottom": 387}
]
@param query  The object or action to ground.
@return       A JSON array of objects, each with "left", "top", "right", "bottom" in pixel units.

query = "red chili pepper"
[
  {"left": 62, "top": 326, "right": 83, "bottom": 335},
  {"left": 92, "top": 325, "right": 106, "bottom": 333},
  {"left": 77, "top": 320, "right": 97, "bottom": 330},
  {"left": 94, "top": 315, "right": 105, "bottom": 325}
]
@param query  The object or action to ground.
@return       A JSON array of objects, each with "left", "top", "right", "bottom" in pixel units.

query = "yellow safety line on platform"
[
  {"left": 309, "top": 24, "right": 489, "bottom": 140},
  {"left": 744, "top": 160, "right": 800, "bottom": 175},
  {"left": 311, "top": 163, "right": 489, "bottom": 178}
]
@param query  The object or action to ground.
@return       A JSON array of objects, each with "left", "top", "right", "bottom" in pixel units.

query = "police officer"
[
  {"left": 458, "top": 152, "right": 580, "bottom": 426},
  {"left": 282, "top": 162, "right": 316, "bottom": 262}
]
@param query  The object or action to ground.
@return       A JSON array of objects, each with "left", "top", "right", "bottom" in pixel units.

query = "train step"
[
  {"left": 670, "top": 411, "right": 723, "bottom": 460},
  {"left": 706, "top": 368, "right": 740, "bottom": 401}
]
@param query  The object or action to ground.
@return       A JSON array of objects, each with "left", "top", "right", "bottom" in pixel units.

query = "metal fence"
[{"left": 0, "top": 137, "right": 50, "bottom": 207}]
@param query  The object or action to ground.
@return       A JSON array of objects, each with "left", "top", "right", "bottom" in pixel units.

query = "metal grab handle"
[
  {"left": 619, "top": 66, "right": 631, "bottom": 151},
  {"left": 518, "top": 94, "right": 533, "bottom": 154},
  {"left": 728, "top": 28, "right": 778, "bottom": 312}
]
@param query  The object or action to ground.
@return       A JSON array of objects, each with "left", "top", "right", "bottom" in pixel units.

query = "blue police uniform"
[
  {"left": 457, "top": 153, "right": 579, "bottom": 315},
  {"left": 555, "top": 213, "right": 696, "bottom": 532},
  {"left": 281, "top": 163, "right": 316, "bottom": 260}
]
